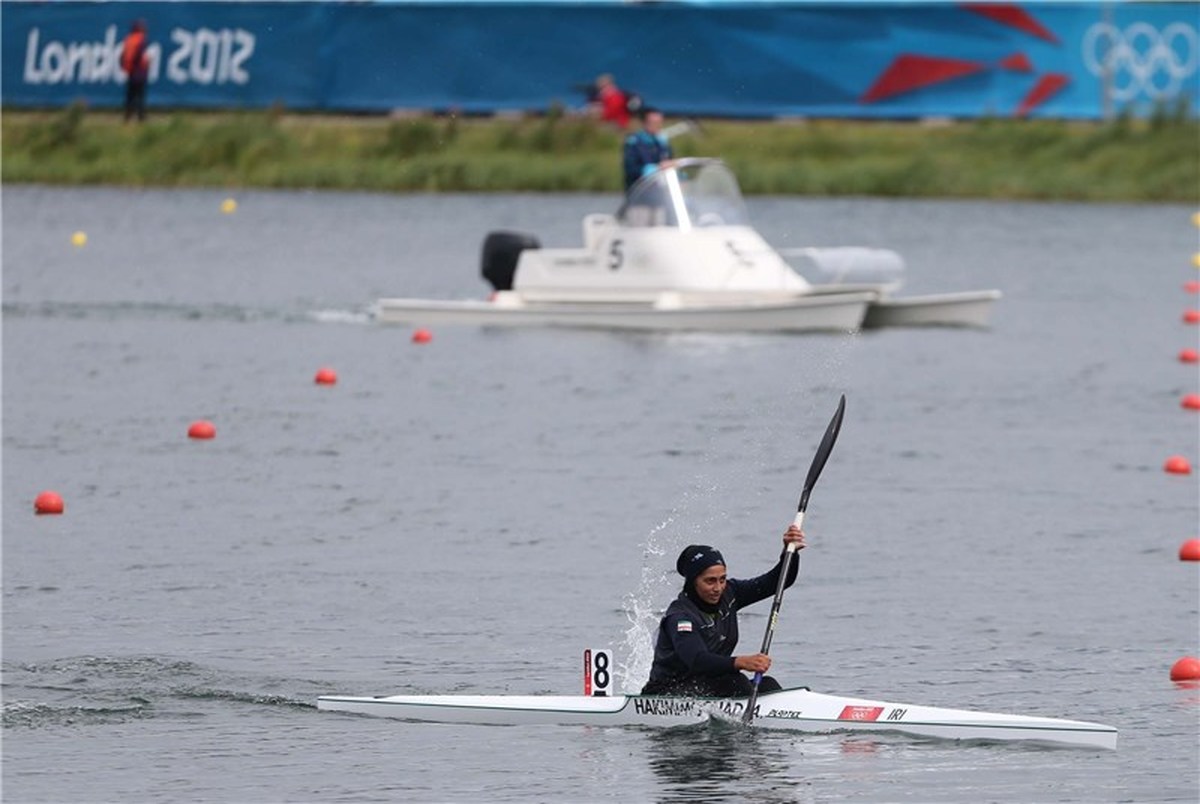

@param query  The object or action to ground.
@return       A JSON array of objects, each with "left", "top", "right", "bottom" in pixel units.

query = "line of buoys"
[
  {"left": 34, "top": 232, "right": 431, "bottom": 516},
  {"left": 187, "top": 420, "right": 216, "bottom": 440},
  {"left": 1170, "top": 656, "right": 1200, "bottom": 682},
  {"left": 1166, "top": 229, "right": 1200, "bottom": 683},
  {"left": 34, "top": 490, "right": 64, "bottom": 515},
  {"left": 1180, "top": 539, "right": 1200, "bottom": 561}
]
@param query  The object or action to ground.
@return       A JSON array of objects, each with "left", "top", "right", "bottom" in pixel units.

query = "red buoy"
[
  {"left": 1164, "top": 455, "right": 1192, "bottom": 474},
  {"left": 1186, "top": 281, "right": 1200, "bottom": 294},
  {"left": 314, "top": 367, "right": 338, "bottom": 385},
  {"left": 1183, "top": 394, "right": 1200, "bottom": 411},
  {"left": 1180, "top": 348, "right": 1199, "bottom": 364},
  {"left": 1170, "top": 656, "right": 1200, "bottom": 681},
  {"left": 1180, "top": 539, "right": 1200, "bottom": 561},
  {"left": 188, "top": 420, "right": 216, "bottom": 440},
  {"left": 1185, "top": 310, "right": 1200, "bottom": 324},
  {"left": 412, "top": 328, "right": 433, "bottom": 344},
  {"left": 34, "top": 490, "right": 64, "bottom": 515}
]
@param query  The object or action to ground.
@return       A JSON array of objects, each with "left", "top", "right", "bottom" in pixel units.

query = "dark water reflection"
[{"left": 645, "top": 723, "right": 800, "bottom": 803}]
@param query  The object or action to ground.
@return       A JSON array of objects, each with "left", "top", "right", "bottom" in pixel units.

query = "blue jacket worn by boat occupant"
[
  {"left": 622, "top": 130, "right": 673, "bottom": 191},
  {"left": 643, "top": 553, "right": 799, "bottom": 695}
]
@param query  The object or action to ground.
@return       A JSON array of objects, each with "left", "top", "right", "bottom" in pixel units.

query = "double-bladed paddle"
[{"left": 743, "top": 394, "right": 846, "bottom": 725}]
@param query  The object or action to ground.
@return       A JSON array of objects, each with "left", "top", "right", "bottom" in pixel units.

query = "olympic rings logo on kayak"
[{"left": 1081, "top": 22, "right": 1199, "bottom": 101}]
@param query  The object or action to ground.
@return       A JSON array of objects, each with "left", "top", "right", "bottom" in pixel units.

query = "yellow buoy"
[
  {"left": 220, "top": 198, "right": 238, "bottom": 214},
  {"left": 1193, "top": 252, "right": 1200, "bottom": 269},
  {"left": 70, "top": 231, "right": 87, "bottom": 247},
  {"left": 1192, "top": 211, "right": 1200, "bottom": 228}
]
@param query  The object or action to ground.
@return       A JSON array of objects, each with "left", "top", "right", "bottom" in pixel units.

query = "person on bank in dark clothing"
[
  {"left": 641, "top": 526, "right": 804, "bottom": 697},
  {"left": 121, "top": 19, "right": 150, "bottom": 122}
]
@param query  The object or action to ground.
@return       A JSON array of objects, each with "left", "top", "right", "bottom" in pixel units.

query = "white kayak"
[{"left": 317, "top": 686, "right": 1117, "bottom": 750}]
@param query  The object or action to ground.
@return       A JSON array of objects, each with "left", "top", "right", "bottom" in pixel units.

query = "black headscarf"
[{"left": 676, "top": 545, "right": 725, "bottom": 613}]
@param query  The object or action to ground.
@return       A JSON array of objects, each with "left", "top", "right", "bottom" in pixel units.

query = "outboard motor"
[{"left": 480, "top": 231, "right": 541, "bottom": 291}]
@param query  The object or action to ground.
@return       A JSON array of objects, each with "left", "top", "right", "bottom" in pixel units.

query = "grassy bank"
[{"left": 3, "top": 105, "right": 1197, "bottom": 201}]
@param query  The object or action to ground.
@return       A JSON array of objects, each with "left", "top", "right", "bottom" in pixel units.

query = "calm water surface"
[{"left": 3, "top": 186, "right": 1198, "bottom": 802}]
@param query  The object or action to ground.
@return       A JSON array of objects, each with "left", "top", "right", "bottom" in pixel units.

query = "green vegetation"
[{"left": 3, "top": 105, "right": 1197, "bottom": 201}]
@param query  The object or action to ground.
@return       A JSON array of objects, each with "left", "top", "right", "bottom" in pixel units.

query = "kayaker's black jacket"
[{"left": 643, "top": 553, "right": 799, "bottom": 692}]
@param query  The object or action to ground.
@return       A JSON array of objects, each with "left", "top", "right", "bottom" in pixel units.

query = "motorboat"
[{"left": 373, "top": 158, "right": 999, "bottom": 332}]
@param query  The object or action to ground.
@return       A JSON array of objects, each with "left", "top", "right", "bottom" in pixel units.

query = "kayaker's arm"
[{"left": 730, "top": 526, "right": 804, "bottom": 608}]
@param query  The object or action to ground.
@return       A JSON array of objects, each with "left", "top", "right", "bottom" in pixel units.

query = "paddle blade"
[{"left": 796, "top": 394, "right": 846, "bottom": 513}]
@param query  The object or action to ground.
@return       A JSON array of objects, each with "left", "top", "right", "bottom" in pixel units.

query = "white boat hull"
[
  {"left": 800, "top": 284, "right": 1002, "bottom": 329},
  {"left": 373, "top": 292, "right": 874, "bottom": 333},
  {"left": 374, "top": 161, "right": 1001, "bottom": 334},
  {"left": 862, "top": 290, "right": 1003, "bottom": 329},
  {"left": 317, "top": 686, "right": 1117, "bottom": 750}
]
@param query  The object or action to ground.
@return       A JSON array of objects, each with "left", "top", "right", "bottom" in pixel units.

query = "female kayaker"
[{"left": 641, "top": 525, "right": 804, "bottom": 697}]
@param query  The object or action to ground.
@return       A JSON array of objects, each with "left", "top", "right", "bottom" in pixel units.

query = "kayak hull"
[{"left": 316, "top": 687, "right": 1117, "bottom": 750}]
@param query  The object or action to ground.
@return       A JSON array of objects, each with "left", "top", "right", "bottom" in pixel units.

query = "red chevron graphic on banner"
[
  {"left": 1016, "top": 73, "right": 1069, "bottom": 116},
  {"left": 861, "top": 54, "right": 987, "bottom": 103},
  {"left": 964, "top": 3, "right": 1060, "bottom": 44},
  {"left": 999, "top": 52, "right": 1033, "bottom": 73}
]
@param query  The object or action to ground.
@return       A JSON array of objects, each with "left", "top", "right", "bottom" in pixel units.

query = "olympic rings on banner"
[{"left": 1082, "top": 22, "right": 1198, "bottom": 101}]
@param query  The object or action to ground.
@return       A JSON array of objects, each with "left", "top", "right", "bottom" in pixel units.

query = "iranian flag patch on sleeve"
[{"left": 676, "top": 620, "right": 693, "bottom": 633}]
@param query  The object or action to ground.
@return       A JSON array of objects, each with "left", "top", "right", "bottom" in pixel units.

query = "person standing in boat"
[
  {"left": 622, "top": 107, "right": 675, "bottom": 192},
  {"left": 642, "top": 526, "right": 804, "bottom": 697}
]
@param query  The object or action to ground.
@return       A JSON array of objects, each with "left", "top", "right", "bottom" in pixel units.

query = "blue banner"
[{"left": 3, "top": 1, "right": 1197, "bottom": 119}]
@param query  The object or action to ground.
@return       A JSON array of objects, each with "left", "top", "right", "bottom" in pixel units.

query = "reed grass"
[{"left": 3, "top": 105, "right": 1196, "bottom": 201}]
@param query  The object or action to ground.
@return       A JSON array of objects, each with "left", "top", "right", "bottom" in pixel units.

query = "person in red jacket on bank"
[
  {"left": 594, "top": 74, "right": 631, "bottom": 129},
  {"left": 121, "top": 19, "right": 151, "bottom": 122}
]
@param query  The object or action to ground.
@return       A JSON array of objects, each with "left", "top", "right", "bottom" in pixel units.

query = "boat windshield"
[{"left": 618, "top": 158, "right": 750, "bottom": 230}]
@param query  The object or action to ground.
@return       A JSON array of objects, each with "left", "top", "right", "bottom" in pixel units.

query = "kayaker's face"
[{"left": 694, "top": 565, "right": 727, "bottom": 605}]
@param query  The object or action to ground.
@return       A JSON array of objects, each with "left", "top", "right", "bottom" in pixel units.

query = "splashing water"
[
  {"left": 618, "top": 516, "right": 673, "bottom": 694},
  {"left": 617, "top": 480, "right": 735, "bottom": 693}
]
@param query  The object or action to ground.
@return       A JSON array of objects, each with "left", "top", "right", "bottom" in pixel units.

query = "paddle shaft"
[{"left": 743, "top": 395, "right": 845, "bottom": 724}]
